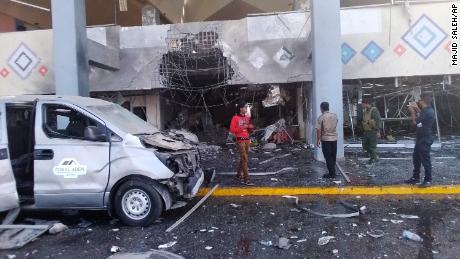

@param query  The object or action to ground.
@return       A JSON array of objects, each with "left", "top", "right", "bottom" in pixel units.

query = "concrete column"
[
  {"left": 146, "top": 94, "right": 163, "bottom": 129},
  {"left": 297, "top": 85, "right": 306, "bottom": 139},
  {"left": 51, "top": 0, "right": 89, "bottom": 96},
  {"left": 310, "top": 0, "right": 344, "bottom": 160}
]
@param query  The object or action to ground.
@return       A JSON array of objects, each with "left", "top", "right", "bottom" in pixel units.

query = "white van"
[{"left": 0, "top": 95, "right": 205, "bottom": 226}]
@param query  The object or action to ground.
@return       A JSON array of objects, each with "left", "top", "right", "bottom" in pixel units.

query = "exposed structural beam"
[
  {"left": 310, "top": 0, "right": 344, "bottom": 160},
  {"left": 143, "top": 0, "right": 184, "bottom": 24},
  {"left": 51, "top": 0, "right": 89, "bottom": 96}
]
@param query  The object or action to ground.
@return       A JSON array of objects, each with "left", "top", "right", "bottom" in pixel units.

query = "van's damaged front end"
[{"left": 140, "top": 133, "right": 204, "bottom": 200}]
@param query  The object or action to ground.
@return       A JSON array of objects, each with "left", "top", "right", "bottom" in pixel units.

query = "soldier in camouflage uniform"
[{"left": 361, "top": 98, "right": 382, "bottom": 164}]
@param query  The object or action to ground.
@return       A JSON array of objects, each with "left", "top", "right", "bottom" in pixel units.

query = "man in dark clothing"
[
  {"left": 316, "top": 102, "right": 339, "bottom": 178},
  {"left": 405, "top": 92, "right": 436, "bottom": 187}
]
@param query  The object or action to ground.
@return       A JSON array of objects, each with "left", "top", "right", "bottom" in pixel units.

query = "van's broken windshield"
[{"left": 87, "top": 104, "right": 159, "bottom": 135}]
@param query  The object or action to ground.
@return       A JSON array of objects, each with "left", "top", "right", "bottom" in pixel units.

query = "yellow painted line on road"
[{"left": 198, "top": 185, "right": 460, "bottom": 196}]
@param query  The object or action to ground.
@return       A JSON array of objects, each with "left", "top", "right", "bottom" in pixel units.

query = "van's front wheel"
[{"left": 114, "top": 180, "right": 163, "bottom": 226}]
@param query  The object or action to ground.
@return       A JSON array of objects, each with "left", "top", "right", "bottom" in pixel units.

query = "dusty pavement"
[
  {"left": 1, "top": 144, "right": 460, "bottom": 259},
  {"left": 1, "top": 196, "right": 460, "bottom": 259},
  {"left": 202, "top": 144, "right": 460, "bottom": 187}
]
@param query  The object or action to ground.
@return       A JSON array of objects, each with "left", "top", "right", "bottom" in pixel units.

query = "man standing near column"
[
  {"left": 316, "top": 102, "right": 338, "bottom": 178},
  {"left": 405, "top": 92, "right": 435, "bottom": 187},
  {"left": 361, "top": 98, "right": 382, "bottom": 165}
]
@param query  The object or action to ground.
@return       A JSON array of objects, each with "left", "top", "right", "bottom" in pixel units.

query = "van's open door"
[{"left": 0, "top": 103, "right": 19, "bottom": 212}]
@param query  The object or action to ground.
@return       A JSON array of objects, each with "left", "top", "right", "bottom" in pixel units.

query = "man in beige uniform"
[{"left": 316, "top": 102, "right": 339, "bottom": 178}]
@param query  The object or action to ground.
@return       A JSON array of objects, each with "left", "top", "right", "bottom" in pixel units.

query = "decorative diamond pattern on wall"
[
  {"left": 361, "top": 41, "right": 384, "bottom": 63},
  {"left": 0, "top": 68, "right": 9, "bottom": 78},
  {"left": 394, "top": 44, "right": 407, "bottom": 57},
  {"left": 7, "top": 43, "right": 40, "bottom": 79},
  {"left": 402, "top": 15, "right": 447, "bottom": 59},
  {"left": 341, "top": 42, "right": 356, "bottom": 64}
]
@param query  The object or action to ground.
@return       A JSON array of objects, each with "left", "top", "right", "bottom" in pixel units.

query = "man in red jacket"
[{"left": 230, "top": 101, "right": 255, "bottom": 186}]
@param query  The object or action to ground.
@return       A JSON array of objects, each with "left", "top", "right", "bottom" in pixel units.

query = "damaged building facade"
[{"left": 0, "top": 1, "right": 459, "bottom": 152}]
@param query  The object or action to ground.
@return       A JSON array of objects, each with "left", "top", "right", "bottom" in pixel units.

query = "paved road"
[{"left": 1, "top": 196, "right": 460, "bottom": 259}]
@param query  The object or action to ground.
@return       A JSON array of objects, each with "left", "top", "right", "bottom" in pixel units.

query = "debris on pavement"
[
  {"left": 402, "top": 230, "right": 423, "bottom": 242},
  {"left": 166, "top": 185, "right": 219, "bottom": 233},
  {"left": 259, "top": 154, "right": 291, "bottom": 165},
  {"left": 110, "top": 246, "right": 121, "bottom": 253},
  {"left": 217, "top": 167, "right": 297, "bottom": 176},
  {"left": 230, "top": 203, "right": 241, "bottom": 208},
  {"left": 205, "top": 246, "right": 213, "bottom": 250},
  {"left": 158, "top": 241, "right": 177, "bottom": 249},
  {"left": 318, "top": 236, "right": 335, "bottom": 246},
  {"left": 0, "top": 224, "right": 50, "bottom": 249},
  {"left": 78, "top": 218, "right": 93, "bottom": 228},
  {"left": 282, "top": 195, "right": 299, "bottom": 205},
  {"left": 1, "top": 208, "right": 20, "bottom": 225},
  {"left": 106, "top": 250, "right": 185, "bottom": 259},
  {"left": 259, "top": 240, "right": 273, "bottom": 247},
  {"left": 277, "top": 237, "right": 292, "bottom": 250},
  {"left": 336, "top": 163, "right": 351, "bottom": 183},
  {"left": 366, "top": 230, "right": 385, "bottom": 238},
  {"left": 302, "top": 208, "right": 360, "bottom": 218},
  {"left": 399, "top": 214, "right": 420, "bottom": 219},
  {"left": 263, "top": 143, "right": 277, "bottom": 150},
  {"left": 48, "top": 222, "right": 68, "bottom": 234}
]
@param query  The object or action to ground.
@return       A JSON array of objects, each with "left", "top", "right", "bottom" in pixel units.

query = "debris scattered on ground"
[
  {"left": 270, "top": 178, "right": 279, "bottom": 181},
  {"left": 106, "top": 250, "right": 185, "bottom": 259},
  {"left": 2, "top": 208, "right": 20, "bottom": 225},
  {"left": 332, "top": 249, "right": 339, "bottom": 255},
  {"left": 297, "top": 239, "right": 307, "bottom": 243},
  {"left": 303, "top": 208, "right": 360, "bottom": 218},
  {"left": 336, "top": 163, "right": 351, "bottom": 183},
  {"left": 205, "top": 246, "right": 213, "bottom": 250},
  {"left": 166, "top": 185, "right": 219, "bottom": 233},
  {"left": 217, "top": 167, "right": 297, "bottom": 176},
  {"left": 259, "top": 240, "right": 273, "bottom": 247},
  {"left": 78, "top": 218, "right": 93, "bottom": 228},
  {"left": 259, "top": 154, "right": 291, "bottom": 165},
  {"left": 48, "top": 222, "right": 68, "bottom": 234},
  {"left": 263, "top": 143, "right": 277, "bottom": 150},
  {"left": 198, "top": 144, "right": 222, "bottom": 154},
  {"left": 402, "top": 230, "right": 423, "bottom": 242},
  {"left": 290, "top": 208, "right": 301, "bottom": 213},
  {"left": 366, "top": 230, "right": 385, "bottom": 238},
  {"left": 158, "top": 241, "right": 177, "bottom": 249},
  {"left": 230, "top": 203, "right": 241, "bottom": 208},
  {"left": 277, "top": 237, "right": 292, "bottom": 250},
  {"left": 110, "top": 246, "right": 121, "bottom": 253},
  {"left": 109, "top": 219, "right": 119, "bottom": 225},
  {"left": 282, "top": 195, "right": 299, "bottom": 205},
  {"left": 0, "top": 224, "right": 51, "bottom": 249},
  {"left": 399, "top": 214, "right": 420, "bottom": 219},
  {"left": 318, "top": 236, "right": 335, "bottom": 246}
]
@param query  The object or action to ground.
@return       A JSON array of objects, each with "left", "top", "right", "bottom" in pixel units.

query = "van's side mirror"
[{"left": 84, "top": 126, "right": 107, "bottom": 142}]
